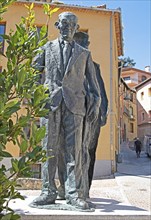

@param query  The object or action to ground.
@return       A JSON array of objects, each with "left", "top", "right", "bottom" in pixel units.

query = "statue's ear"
[
  {"left": 76, "top": 24, "right": 80, "bottom": 32},
  {"left": 54, "top": 21, "right": 59, "bottom": 29}
]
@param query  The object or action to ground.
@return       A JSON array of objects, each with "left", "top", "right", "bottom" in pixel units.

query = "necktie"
[{"left": 62, "top": 42, "right": 70, "bottom": 70}]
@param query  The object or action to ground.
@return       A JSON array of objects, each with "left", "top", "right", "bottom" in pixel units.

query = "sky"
[{"left": 60, "top": 0, "right": 151, "bottom": 71}]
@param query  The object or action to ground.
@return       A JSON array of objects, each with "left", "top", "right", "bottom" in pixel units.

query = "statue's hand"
[
  {"left": 100, "top": 115, "right": 107, "bottom": 126},
  {"left": 87, "top": 105, "right": 99, "bottom": 122}
]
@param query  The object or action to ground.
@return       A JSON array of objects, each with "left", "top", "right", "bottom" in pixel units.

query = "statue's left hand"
[
  {"left": 87, "top": 105, "right": 99, "bottom": 122},
  {"left": 100, "top": 115, "right": 107, "bottom": 126}
]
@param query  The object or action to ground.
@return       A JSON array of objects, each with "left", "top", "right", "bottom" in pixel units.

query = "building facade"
[
  {"left": 0, "top": 0, "right": 123, "bottom": 176},
  {"left": 135, "top": 78, "right": 151, "bottom": 142},
  {"left": 121, "top": 67, "right": 151, "bottom": 89},
  {"left": 119, "top": 78, "right": 137, "bottom": 146}
]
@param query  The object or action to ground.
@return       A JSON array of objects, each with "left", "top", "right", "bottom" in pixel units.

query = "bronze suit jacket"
[{"left": 33, "top": 38, "right": 101, "bottom": 116}]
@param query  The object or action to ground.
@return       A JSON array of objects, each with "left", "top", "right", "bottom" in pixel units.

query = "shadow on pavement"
[{"left": 90, "top": 197, "right": 146, "bottom": 213}]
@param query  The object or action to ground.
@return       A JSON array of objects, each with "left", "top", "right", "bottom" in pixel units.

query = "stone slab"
[{"left": 9, "top": 192, "right": 150, "bottom": 220}]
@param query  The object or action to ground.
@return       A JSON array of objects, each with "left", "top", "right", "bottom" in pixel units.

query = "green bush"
[{"left": 0, "top": 1, "right": 59, "bottom": 219}]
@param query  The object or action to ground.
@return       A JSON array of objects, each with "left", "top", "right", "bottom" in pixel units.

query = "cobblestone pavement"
[{"left": 115, "top": 142, "right": 151, "bottom": 212}]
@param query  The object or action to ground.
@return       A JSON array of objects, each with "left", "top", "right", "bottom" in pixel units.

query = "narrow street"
[{"left": 116, "top": 142, "right": 151, "bottom": 211}]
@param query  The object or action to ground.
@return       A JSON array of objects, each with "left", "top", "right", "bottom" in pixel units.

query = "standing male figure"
[
  {"left": 73, "top": 32, "right": 108, "bottom": 195},
  {"left": 32, "top": 12, "right": 100, "bottom": 210},
  {"left": 134, "top": 138, "right": 142, "bottom": 158}
]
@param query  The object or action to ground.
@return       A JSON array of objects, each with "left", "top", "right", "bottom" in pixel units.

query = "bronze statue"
[{"left": 31, "top": 12, "right": 100, "bottom": 210}]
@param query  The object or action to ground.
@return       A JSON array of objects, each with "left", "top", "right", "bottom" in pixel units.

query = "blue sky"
[{"left": 61, "top": 0, "right": 151, "bottom": 71}]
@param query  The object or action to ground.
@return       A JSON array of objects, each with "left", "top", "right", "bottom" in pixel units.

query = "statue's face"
[{"left": 58, "top": 13, "right": 78, "bottom": 41}]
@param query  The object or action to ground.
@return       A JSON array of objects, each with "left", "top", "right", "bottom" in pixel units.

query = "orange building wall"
[{"left": 1, "top": 2, "right": 123, "bottom": 175}]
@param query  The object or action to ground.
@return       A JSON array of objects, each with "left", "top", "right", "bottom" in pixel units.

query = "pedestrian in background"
[{"left": 134, "top": 138, "right": 142, "bottom": 158}]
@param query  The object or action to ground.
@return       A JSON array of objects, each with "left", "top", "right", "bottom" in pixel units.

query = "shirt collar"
[{"left": 59, "top": 37, "right": 73, "bottom": 47}]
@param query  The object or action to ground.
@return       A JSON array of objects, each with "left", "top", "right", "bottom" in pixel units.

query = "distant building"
[
  {"left": 119, "top": 78, "right": 137, "bottom": 145},
  {"left": 121, "top": 67, "right": 151, "bottom": 89},
  {"left": 135, "top": 77, "right": 151, "bottom": 142}
]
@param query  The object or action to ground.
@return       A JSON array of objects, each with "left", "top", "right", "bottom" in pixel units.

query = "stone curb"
[{"left": 20, "top": 215, "right": 151, "bottom": 220}]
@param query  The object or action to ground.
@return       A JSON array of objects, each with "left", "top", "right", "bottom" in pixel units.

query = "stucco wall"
[{"left": 1, "top": 2, "right": 122, "bottom": 175}]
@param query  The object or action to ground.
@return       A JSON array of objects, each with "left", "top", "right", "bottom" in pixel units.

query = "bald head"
[{"left": 55, "top": 12, "right": 79, "bottom": 42}]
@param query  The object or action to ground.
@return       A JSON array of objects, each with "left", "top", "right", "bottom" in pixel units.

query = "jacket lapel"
[
  {"left": 50, "top": 40, "right": 84, "bottom": 74},
  {"left": 65, "top": 41, "right": 84, "bottom": 74},
  {"left": 50, "top": 39, "right": 62, "bottom": 73}
]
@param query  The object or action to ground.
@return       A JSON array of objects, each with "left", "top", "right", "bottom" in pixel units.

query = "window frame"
[{"left": 0, "top": 22, "right": 6, "bottom": 53}]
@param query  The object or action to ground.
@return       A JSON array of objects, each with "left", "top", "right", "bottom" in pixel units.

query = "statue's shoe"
[
  {"left": 57, "top": 185, "right": 65, "bottom": 200},
  {"left": 32, "top": 193, "right": 56, "bottom": 206},
  {"left": 67, "top": 198, "right": 90, "bottom": 210}
]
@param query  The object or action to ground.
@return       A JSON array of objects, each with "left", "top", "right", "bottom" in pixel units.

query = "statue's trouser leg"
[
  {"left": 60, "top": 101, "right": 85, "bottom": 201},
  {"left": 88, "top": 120, "right": 101, "bottom": 188},
  {"left": 41, "top": 108, "right": 61, "bottom": 198},
  {"left": 82, "top": 117, "right": 91, "bottom": 199},
  {"left": 40, "top": 117, "right": 49, "bottom": 193}
]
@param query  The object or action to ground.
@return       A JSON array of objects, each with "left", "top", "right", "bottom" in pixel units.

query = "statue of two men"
[{"left": 32, "top": 11, "right": 107, "bottom": 211}]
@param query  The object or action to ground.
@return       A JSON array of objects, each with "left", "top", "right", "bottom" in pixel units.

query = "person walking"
[{"left": 134, "top": 138, "right": 142, "bottom": 158}]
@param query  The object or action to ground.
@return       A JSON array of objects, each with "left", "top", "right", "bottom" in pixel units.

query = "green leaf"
[
  {"left": 1, "top": 213, "right": 21, "bottom": 220},
  {"left": 18, "top": 116, "right": 30, "bottom": 127},
  {"left": 49, "top": 8, "right": 60, "bottom": 16},
  {"left": 33, "top": 86, "right": 43, "bottom": 106},
  {"left": 4, "top": 100, "right": 18, "bottom": 109},
  {"left": 16, "top": 68, "right": 26, "bottom": 90},
  {"left": 29, "top": 3, "right": 34, "bottom": 11},
  {"left": 0, "top": 151, "right": 12, "bottom": 157},
  {"left": 1, "top": 213, "right": 12, "bottom": 220},
  {"left": 39, "top": 25, "right": 47, "bottom": 40},
  {"left": 32, "top": 122, "right": 37, "bottom": 136},
  {"left": 9, "top": 119, "right": 13, "bottom": 128},
  {"left": 11, "top": 159, "right": 19, "bottom": 173},
  {"left": 18, "top": 156, "right": 26, "bottom": 170},
  {"left": 35, "top": 126, "right": 46, "bottom": 143},
  {"left": 20, "top": 139, "right": 28, "bottom": 153}
]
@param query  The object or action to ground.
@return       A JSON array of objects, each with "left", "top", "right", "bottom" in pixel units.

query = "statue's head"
[
  {"left": 55, "top": 12, "right": 79, "bottom": 41},
  {"left": 73, "top": 31, "right": 90, "bottom": 49}
]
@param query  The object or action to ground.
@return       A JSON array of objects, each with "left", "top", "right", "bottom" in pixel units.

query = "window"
[
  {"left": 0, "top": 23, "right": 6, "bottom": 52},
  {"left": 142, "top": 112, "right": 145, "bottom": 121},
  {"left": 130, "top": 92, "right": 133, "bottom": 102},
  {"left": 148, "top": 88, "right": 151, "bottom": 97},
  {"left": 141, "top": 91, "right": 144, "bottom": 100},
  {"left": 130, "top": 123, "right": 134, "bottom": 133},
  {"left": 149, "top": 110, "right": 151, "bottom": 119},
  {"left": 141, "top": 75, "right": 147, "bottom": 82},
  {"left": 123, "top": 76, "right": 130, "bottom": 81}
]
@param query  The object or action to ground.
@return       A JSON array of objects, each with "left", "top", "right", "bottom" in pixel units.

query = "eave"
[{"left": 13, "top": 1, "right": 123, "bottom": 56}]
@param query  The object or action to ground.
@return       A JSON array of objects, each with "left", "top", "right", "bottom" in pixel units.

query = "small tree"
[
  {"left": 0, "top": 1, "right": 59, "bottom": 219},
  {"left": 120, "top": 56, "right": 136, "bottom": 68}
]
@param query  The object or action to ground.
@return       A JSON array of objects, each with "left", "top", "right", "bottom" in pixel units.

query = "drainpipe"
[{"left": 109, "top": 12, "right": 114, "bottom": 174}]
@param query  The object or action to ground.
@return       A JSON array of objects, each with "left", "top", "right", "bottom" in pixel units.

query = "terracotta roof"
[
  {"left": 122, "top": 67, "right": 151, "bottom": 75},
  {"left": 121, "top": 78, "right": 136, "bottom": 92},
  {"left": 135, "top": 77, "right": 151, "bottom": 89}
]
